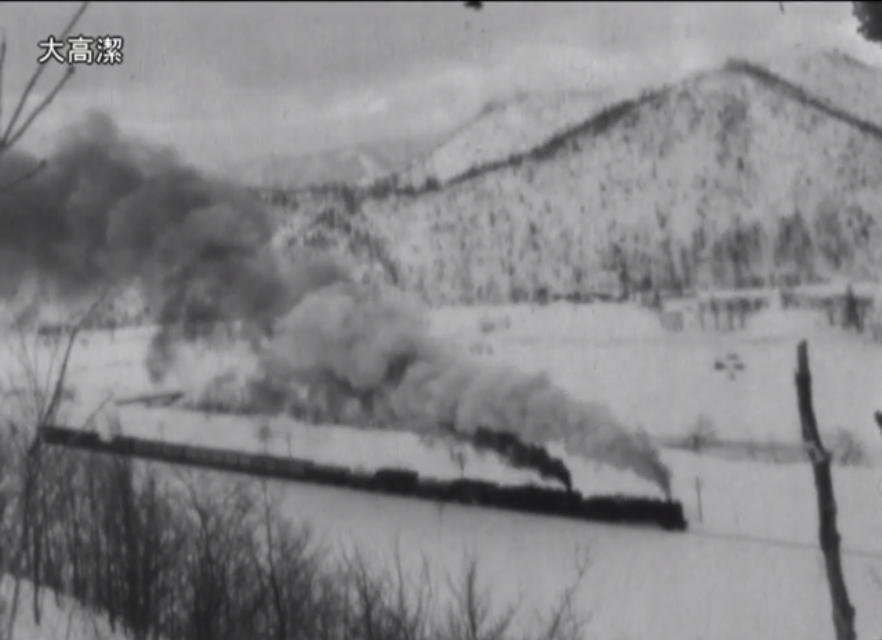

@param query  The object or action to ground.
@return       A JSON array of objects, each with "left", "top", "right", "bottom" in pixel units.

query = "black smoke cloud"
[
  {"left": 0, "top": 108, "right": 369, "bottom": 389},
  {"left": 0, "top": 110, "right": 272, "bottom": 299},
  {"left": 0, "top": 109, "right": 304, "bottom": 381},
  {"left": 0, "top": 110, "right": 674, "bottom": 496}
]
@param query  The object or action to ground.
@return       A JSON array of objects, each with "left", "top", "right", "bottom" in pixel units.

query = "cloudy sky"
[{"left": 2, "top": 1, "right": 881, "bottom": 172}]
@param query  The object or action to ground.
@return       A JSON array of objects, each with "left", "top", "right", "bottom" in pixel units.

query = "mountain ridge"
[
  {"left": 351, "top": 51, "right": 882, "bottom": 304},
  {"left": 366, "top": 54, "right": 882, "bottom": 202},
  {"left": 391, "top": 87, "right": 620, "bottom": 191}
]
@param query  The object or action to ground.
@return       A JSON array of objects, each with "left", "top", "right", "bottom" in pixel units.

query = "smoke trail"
[
  {"left": 0, "top": 109, "right": 281, "bottom": 369},
  {"left": 147, "top": 251, "right": 357, "bottom": 382},
  {"left": 255, "top": 273, "right": 672, "bottom": 497},
  {"left": 0, "top": 110, "right": 199, "bottom": 300},
  {"left": 3, "top": 109, "right": 671, "bottom": 495}
]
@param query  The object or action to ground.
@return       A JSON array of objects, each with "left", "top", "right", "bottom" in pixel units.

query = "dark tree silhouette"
[{"left": 852, "top": 2, "right": 882, "bottom": 46}]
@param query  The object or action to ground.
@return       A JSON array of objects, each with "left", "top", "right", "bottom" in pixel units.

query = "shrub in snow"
[
  {"left": 255, "top": 422, "right": 275, "bottom": 451},
  {"left": 826, "top": 428, "right": 867, "bottom": 467},
  {"left": 477, "top": 313, "right": 512, "bottom": 335},
  {"left": 468, "top": 340, "right": 495, "bottom": 357},
  {"left": 684, "top": 414, "right": 719, "bottom": 453}
]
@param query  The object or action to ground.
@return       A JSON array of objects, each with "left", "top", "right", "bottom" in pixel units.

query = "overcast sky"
[{"left": 3, "top": 2, "right": 881, "bottom": 172}]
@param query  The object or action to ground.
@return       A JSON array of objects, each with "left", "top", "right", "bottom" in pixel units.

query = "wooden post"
[
  {"left": 795, "top": 341, "right": 856, "bottom": 640},
  {"left": 694, "top": 476, "right": 703, "bottom": 523}
]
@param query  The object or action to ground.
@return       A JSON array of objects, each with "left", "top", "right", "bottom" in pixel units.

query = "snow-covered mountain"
[
  {"left": 357, "top": 51, "right": 882, "bottom": 305},
  {"left": 392, "top": 88, "right": 623, "bottom": 190},
  {"left": 762, "top": 49, "right": 882, "bottom": 132}
]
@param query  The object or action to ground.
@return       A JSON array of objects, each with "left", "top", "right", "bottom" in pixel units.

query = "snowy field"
[
  {"left": 4, "top": 301, "right": 882, "bottom": 640},
  {"left": 0, "top": 577, "right": 129, "bottom": 640},
  {"left": 431, "top": 302, "right": 882, "bottom": 454}
]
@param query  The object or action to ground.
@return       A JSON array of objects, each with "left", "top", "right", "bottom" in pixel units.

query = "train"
[{"left": 38, "top": 424, "right": 688, "bottom": 532}]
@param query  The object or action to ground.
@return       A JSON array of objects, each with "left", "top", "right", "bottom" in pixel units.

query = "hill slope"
[
  {"left": 393, "top": 88, "right": 622, "bottom": 190},
  {"left": 388, "top": 50, "right": 882, "bottom": 195},
  {"left": 762, "top": 49, "right": 882, "bottom": 133},
  {"left": 361, "top": 54, "right": 882, "bottom": 305}
]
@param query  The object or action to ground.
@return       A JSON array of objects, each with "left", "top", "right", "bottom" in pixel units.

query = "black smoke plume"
[
  {"left": 0, "top": 109, "right": 284, "bottom": 361},
  {"left": 0, "top": 110, "right": 674, "bottom": 497}
]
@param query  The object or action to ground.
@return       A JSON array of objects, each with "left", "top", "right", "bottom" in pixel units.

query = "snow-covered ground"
[
  {"left": 4, "top": 301, "right": 882, "bottom": 640},
  {"left": 431, "top": 303, "right": 882, "bottom": 455},
  {"left": 1, "top": 577, "right": 129, "bottom": 640},
  {"left": 258, "top": 474, "right": 882, "bottom": 640}
]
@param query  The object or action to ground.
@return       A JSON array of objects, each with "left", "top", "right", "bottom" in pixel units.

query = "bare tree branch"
[
  {"left": 1, "top": 1, "right": 90, "bottom": 149},
  {"left": 0, "top": 32, "right": 7, "bottom": 132},
  {"left": 3, "top": 65, "right": 76, "bottom": 154},
  {"left": 0, "top": 159, "right": 47, "bottom": 194},
  {"left": 77, "top": 392, "right": 116, "bottom": 431},
  {"left": 39, "top": 285, "right": 113, "bottom": 429}
]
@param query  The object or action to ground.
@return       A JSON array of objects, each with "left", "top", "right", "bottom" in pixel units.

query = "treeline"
[
  {"left": 0, "top": 422, "right": 591, "bottom": 640},
  {"left": 256, "top": 179, "right": 882, "bottom": 306},
  {"left": 597, "top": 201, "right": 882, "bottom": 298},
  {"left": 263, "top": 185, "right": 402, "bottom": 289},
  {"left": 407, "top": 200, "right": 882, "bottom": 307}
]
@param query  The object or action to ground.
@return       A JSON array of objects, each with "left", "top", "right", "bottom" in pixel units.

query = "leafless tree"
[
  {"left": 1, "top": 285, "right": 110, "bottom": 640},
  {"left": 0, "top": 2, "right": 90, "bottom": 192}
]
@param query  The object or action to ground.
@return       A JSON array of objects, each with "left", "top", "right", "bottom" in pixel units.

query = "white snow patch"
[{"left": 0, "top": 576, "right": 132, "bottom": 640}]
